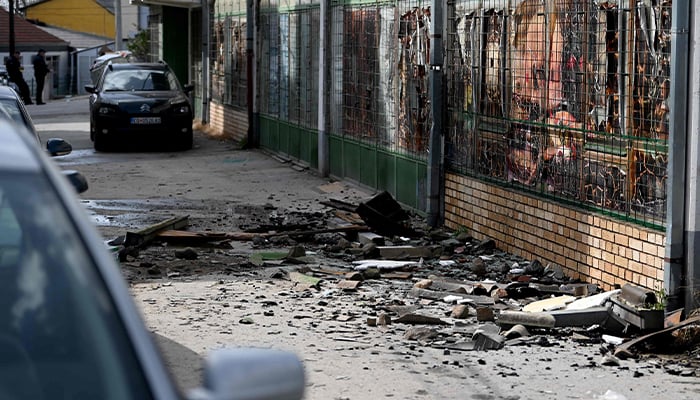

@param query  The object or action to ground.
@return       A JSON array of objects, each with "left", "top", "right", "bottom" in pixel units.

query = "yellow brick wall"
[
  {"left": 208, "top": 102, "right": 248, "bottom": 143},
  {"left": 444, "top": 172, "right": 665, "bottom": 291}
]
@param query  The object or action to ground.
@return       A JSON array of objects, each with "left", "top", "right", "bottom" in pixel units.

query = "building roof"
[
  {"left": 19, "top": 0, "right": 115, "bottom": 14},
  {"left": 0, "top": 8, "right": 69, "bottom": 52},
  {"left": 131, "top": 0, "right": 200, "bottom": 9},
  {"left": 36, "top": 25, "right": 112, "bottom": 50}
]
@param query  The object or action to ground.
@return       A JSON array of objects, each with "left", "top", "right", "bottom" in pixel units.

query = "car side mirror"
[
  {"left": 84, "top": 84, "right": 96, "bottom": 94},
  {"left": 188, "top": 348, "right": 305, "bottom": 400},
  {"left": 46, "top": 138, "right": 72, "bottom": 156},
  {"left": 183, "top": 83, "right": 194, "bottom": 93},
  {"left": 63, "top": 170, "right": 89, "bottom": 193}
]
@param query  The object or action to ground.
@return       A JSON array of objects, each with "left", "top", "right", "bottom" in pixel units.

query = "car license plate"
[{"left": 131, "top": 117, "right": 161, "bottom": 124}]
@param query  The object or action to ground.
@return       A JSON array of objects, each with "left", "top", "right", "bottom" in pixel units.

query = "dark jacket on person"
[
  {"left": 33, "top": 54, "right": 49, "bottom": 78},
  {"left": 5, "top": 56, "right": 23, "bottom": 81}
]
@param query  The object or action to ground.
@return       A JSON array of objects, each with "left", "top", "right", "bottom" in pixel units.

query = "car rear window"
[{"left": 103, "top": 69, "right": 178, "bottom": 92}]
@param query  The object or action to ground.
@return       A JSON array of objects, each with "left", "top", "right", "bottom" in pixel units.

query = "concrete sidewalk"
[{"left": 26, "top": 95, "right": 90, "bottom": 118}]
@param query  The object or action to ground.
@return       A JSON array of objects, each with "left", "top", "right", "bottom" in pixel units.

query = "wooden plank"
[
  {"left": 124, "top": 216, "right": 190, "bottom": 247},
  {"left": 156, "top": 224, "right": 369, "bottom": 244},
  {"left": 378, "top": 245, "right": 434, "bottom": 259},
  {"left": 614, "top": 315, "right": 700, "bottom": 359}
]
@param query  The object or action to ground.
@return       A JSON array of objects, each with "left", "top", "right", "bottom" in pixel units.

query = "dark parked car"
[
  {"left": 0, "top": 86, "right": 86, "bottom": 192},
  {"left": 0, "top": 118, "right": 305, "bottom": 399},
  {"left": 85, "top": 62, "right": 194, "bottom": 151}
]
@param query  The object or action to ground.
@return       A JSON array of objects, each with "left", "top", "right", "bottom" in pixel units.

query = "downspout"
[
  {"left": 665, "top": 0, "right": 691, "bottom": 313},
  {"left": 247, "top": 0, "right": 258, "bottom": 147},
  {"left": 188, "top": 9, "right": 192, "bottom": 84},
  {"left": 317, "top": 0, "right": 330, "bottom": 176},
  {"left": 427, "top": 0, "right": 444, "bottom": 227},
  {"left": 201, "top": 0, "right": 211, "bottom": 124}
]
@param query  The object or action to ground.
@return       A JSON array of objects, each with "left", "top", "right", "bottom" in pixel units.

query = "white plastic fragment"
[
  {"left": 566, "top": 289, "right": 621, "bottom": 310},
  {"left": 602, "top": 334, "right": 625, "bottom": 345}
]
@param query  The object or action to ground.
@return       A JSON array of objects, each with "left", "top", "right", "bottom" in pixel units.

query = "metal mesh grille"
[
  {"left": 242, "top": 0, "right": 671, "bottom": 227},
  {"left": 213, "top": 1, "right": 248, "bottom": 108},
  {"left": 330, "top": 1, "right": 431, "bottom": 159},
  {"left": 444, "top": 0, "right": 671, "bottom": 228},
  {"left": 258, "top": 2, "right": 320, "bottom": 129}
]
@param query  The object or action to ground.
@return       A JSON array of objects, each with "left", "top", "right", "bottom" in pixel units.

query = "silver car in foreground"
[{"left": 0, "top": 119, "right": 305, "bottom": 399}]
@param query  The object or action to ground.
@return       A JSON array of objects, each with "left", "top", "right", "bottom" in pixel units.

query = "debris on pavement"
[{"left": 112, "top": 190, "right": 700, "bottom": 377}]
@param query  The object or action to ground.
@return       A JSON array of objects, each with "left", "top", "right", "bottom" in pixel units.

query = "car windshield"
[
  {"left": 102, "top": 69, "right": 179, "bottom": 92},
  {"left": 0, "top": 172, "right": 153, "bottom": 399}
]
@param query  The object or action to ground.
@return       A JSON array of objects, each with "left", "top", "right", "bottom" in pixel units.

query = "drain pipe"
[
  {"left": 427, "top": 0, "right": 444, "bottom": 227},
  {"left": 317, "top": 0, "right": 330, "bottom": 176},
  {"left": 200, "top": 0, "right": 211, "bottom": 124},
  {"left": 665, "top": 1, "right": 692, "bottom": 313}
]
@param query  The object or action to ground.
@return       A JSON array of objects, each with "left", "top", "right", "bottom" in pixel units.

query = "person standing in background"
[
  {"left": 32, "top": 49, "right": 50, "bottom": 105},
  {"left": 5, "top": 51, "right": 33, "bottom": 105}
]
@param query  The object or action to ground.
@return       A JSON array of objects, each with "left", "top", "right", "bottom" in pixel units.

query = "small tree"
[{"left": 127, "top": 30, "right": 149, "bottom": 61}]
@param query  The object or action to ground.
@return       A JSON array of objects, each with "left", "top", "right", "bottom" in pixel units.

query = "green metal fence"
[{"left": 219, "top": 0, "right": 671, "bottom": 223}]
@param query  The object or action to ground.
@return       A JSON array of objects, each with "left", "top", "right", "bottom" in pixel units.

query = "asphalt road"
[{"left": 28, "top": 98, "right": 700, "bottom": 400}]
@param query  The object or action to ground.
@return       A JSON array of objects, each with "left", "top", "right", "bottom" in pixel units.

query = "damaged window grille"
[
  {"left": 213, "top": 2, "right": 248, "bottom": 108},
  {"left": 334, "top": 0, "right": 430, "bottom": 160},
  {"left": 258, "top": 2, "right": 320, "bottom": 129},
  {"left": 445, "top": 0, "right": 671, "bottom": 229}
]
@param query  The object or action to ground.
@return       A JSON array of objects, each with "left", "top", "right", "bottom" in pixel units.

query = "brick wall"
[
  {"left": 444, "top": 173, "right": 665, "bottom": 291},
  {"left": 208, "top": 102, "right": 248, "bottom": 143}
]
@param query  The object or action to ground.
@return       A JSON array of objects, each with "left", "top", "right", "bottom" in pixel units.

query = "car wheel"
[
  {"left": 176, "top": 128, "right": 193, "bottom": 151},
  {"left": 94, "top": 134, "right": 111, "bottom": 152}
]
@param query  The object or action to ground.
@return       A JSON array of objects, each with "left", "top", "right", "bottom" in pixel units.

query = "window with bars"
[
  {"left": 213, "top": 1, "right": 248, "bottom": 108},
  {"left": 445, "top": 0, "right": 671, "bottom": 228},
  {"left": 258, "top": 3, "right": 320, "bottom": 129}
]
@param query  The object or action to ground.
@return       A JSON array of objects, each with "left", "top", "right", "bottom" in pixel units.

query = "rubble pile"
[{"left": 113, "top": 191, "right": 700, "bottom": 378}]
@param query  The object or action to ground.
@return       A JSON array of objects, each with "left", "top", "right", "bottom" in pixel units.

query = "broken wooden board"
[
  {"left": 124, "top": 216, "right": 190, "bottom": 247},
  {"left": 336, "top": 280, "right": 361, "bottom": 290},
  {"left": 377, "top": 245, "right": 434, "bottom": 259},
  {"left": 156, "top": 224, "right": 369, "bottom": 244},
  {"left": 522, "top": 295, "right": 576, "bottom": 312},
  {"left": 394, "top": 313, "right": 448, "bottom": 325},
  {"left": 614, "top": 315, "right": 700, "bottom": 359},
  {"left": 308, "top": 267, "right": 351, "bottom": 277},
  {"left": 380, "top": 271, "right": 413, "bottom": 280}
]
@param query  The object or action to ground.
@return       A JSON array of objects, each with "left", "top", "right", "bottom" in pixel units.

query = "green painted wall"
[
  {"left": 162, "top": 7, "right": 189, "bottom": 86},
  {"left": 261, "top": 116, "right": 426, "bottom": 211}
]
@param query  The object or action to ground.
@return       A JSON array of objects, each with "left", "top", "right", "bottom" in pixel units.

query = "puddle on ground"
[
  {"left": 81, "top": 199, "right": 268, "bottom": 230},
  {"left": 82, "top": 199, "right": 201, "bottom": 228}
]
